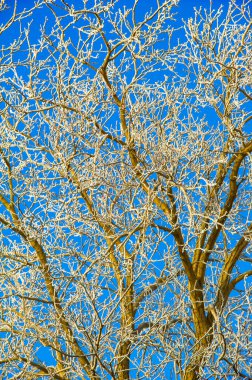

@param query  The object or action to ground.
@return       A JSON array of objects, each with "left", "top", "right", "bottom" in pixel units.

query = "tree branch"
[
  {"left": 134, "top": 271, "right": 183, "bottom": 313},
  {"left": 196, "top": 141, "right": 252, "bottom": 282},
  {"left": 215, "top": 224, "right": 252, "bottom": 310}
]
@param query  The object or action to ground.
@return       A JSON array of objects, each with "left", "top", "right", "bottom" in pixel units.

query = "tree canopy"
[{"left": 0, "top": 0, "right": 251, "bottom": 379}]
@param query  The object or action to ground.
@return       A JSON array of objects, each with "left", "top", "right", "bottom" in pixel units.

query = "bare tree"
[{"left": 0, "top": 0, "right": 251, "bottom": 379}]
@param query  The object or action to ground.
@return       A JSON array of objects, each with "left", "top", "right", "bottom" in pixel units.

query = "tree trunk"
[
  {"left": 183, "top": 283, "right": 214, "bottom": 379},
  {"left": 117, "top": 340, "right": 131, "bottom": 380}
]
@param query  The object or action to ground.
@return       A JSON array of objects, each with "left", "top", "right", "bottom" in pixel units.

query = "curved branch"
[
  {"left": 222, "top": 357, "right": 252, "bottom": 380},
  {"left": 19, "top": 356, "right": 69, "bottom": 380},
  {"left": 239, "top": 87, "right": 252, "bottom": 101},
  {"left": 215, "top": 224, "right": 252, "bottom": 310},
  {"left": 134, "top": 271, "right": 183, "bottom": 313},
  {"left": 196, "top": 141, "right": 252, "bottom": 282},
  {"left": 228, "top": 270, "right": 252, "bottom": 292},
  {"left": 134, "top": 317, "right": 186, "bottom": 335}
]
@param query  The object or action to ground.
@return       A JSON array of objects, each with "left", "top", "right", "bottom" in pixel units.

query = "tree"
[{"left": 0, "top": 0, "right": 251, "bottom": 378}]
